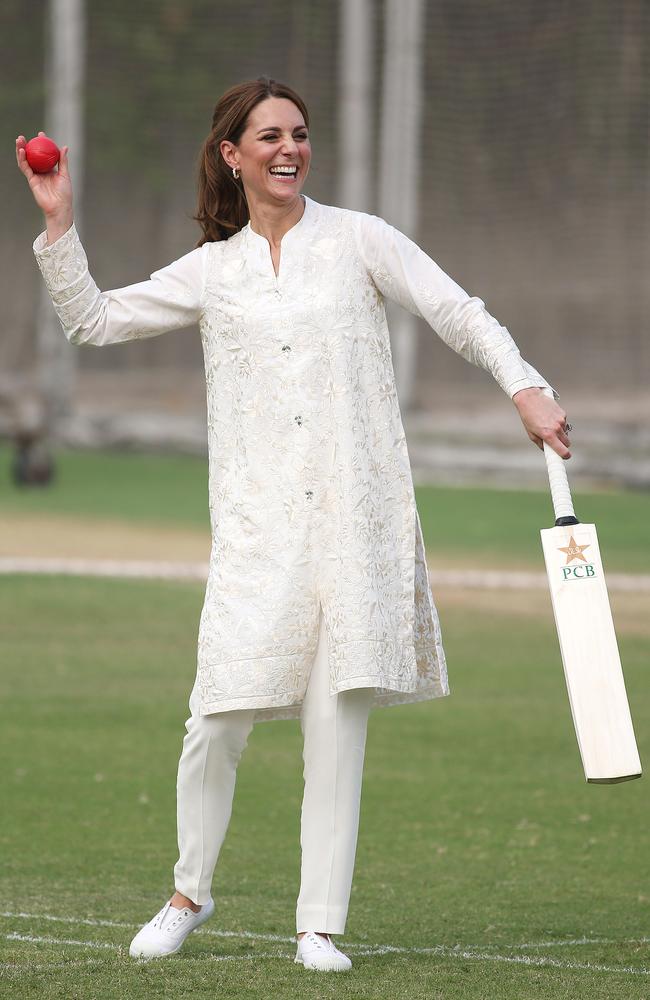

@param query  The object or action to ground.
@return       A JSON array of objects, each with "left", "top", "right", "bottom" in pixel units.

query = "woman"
[{"left": 17, "top": 77, "right": 570, "bottom": 973}]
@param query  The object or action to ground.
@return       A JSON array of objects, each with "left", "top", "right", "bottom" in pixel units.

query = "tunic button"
[
  {"left": 294, "top": 415, "right": 303, "bottom": 426},
  {"left": 275, "top": 288, "right": 282, "bottom": 299},
  {"left": 305, "top": 490, "right": 313, "bottom": 500},
  {"left": 281, "top": 344, "right": 291, "bottom": 354}
]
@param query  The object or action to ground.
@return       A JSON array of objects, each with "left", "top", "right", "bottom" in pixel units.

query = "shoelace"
[
  {"left": 152, "top": 902, "right": 193, "bottom": 933},
  {"left": 151, "top": 902, "right": 171, "bottom": 929},
  {"left": 302, "top": 932, "right": 333, "bottom": 951}
]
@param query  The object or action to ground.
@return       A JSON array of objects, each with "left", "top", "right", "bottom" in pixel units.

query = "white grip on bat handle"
[{"left": 541, "top": 387, "right": 577, "bottom": 524}]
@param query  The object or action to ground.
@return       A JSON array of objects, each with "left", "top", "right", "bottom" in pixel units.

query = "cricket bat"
[{"left": 539, "top": 391, "right": 642, "bottom": 783}]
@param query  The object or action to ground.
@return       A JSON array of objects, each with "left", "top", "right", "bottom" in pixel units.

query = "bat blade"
[{"left": 540, "top": 522, "right": 642, "bottom": 783}]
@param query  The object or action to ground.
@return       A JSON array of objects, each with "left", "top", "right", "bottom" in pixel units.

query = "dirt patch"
[{"left": 0, "top": 512, "right": 210, "bottom": 562}]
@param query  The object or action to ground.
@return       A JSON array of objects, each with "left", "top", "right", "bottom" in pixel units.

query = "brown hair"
[{"left": 194, "top": 77, "right": 310, "bottom": 246}]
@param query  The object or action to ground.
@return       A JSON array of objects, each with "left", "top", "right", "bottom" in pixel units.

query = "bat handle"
[{"left": 542, "top": 388, "right": 579, "bottom": 526}]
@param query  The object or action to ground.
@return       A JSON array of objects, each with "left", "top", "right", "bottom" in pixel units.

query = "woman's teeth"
[{"left": 269, "top": 166, "right": 297, "bottom": 181}]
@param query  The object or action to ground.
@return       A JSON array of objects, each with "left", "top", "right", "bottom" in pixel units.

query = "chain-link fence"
[{"left": 3, "top": 0, "right": 648, "bottom": 483}]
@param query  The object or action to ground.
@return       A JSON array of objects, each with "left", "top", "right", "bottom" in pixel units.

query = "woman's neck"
[{"left": 247, "top": 194, "right": 305, "bottom": 246}]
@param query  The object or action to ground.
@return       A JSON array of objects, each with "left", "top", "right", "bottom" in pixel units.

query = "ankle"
[{"left": 170, "top": 891, "right": 201, "bottom": 913}]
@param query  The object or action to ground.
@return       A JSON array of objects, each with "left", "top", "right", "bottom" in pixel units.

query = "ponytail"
[{"left": 194, "top": 131, "right": 248, "bottom": 244}]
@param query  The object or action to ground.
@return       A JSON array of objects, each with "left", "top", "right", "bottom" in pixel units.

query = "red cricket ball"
[{"left": 25, "top": 135, "right": 60, "bottom": 173}]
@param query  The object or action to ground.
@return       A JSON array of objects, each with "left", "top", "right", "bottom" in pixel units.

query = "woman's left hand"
[{"left": 512, "top": 387, "right": 571, "bottom": 459}]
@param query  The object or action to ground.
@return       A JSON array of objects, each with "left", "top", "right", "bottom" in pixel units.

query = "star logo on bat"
[{"left": 558, "top": 535, "right": 590, "bottom": 564}]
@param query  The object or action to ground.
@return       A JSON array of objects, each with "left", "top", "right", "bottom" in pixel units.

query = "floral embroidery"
[{"left": 33, "top": 196, "right": 555, "bottom": 722}]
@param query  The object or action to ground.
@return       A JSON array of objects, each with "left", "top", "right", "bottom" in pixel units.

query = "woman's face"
[{"left": 221, "top": 96, "right": 311, "bottom": 207}]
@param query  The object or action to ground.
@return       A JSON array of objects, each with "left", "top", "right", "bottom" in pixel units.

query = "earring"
[{"left": 232, "top": 166, "right": 240, "bottom": 179}]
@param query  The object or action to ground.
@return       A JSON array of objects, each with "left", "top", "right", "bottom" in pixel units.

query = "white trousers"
[{"left": 173, "top": 609, "right": 373, "bottom": 935}]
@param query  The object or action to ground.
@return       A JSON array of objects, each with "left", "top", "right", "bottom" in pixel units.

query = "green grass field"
[{"left": 1, "top": 448, "right": 649, "bottom": 998}]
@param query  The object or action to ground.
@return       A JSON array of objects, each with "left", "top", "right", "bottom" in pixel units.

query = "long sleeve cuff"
[
  {"left": 32, "top": 221, "right": 103, "bottom": 344},
  {"left": 33, "top": 222, "right": 93, "bottom": 307},
  {"left": 503, "top": 362, "right": 559, "bottom": 401},
  {"left": 33, "top": 221, "right": 78, "bottom": 257},
  {"left": 32, "top": 222, "right": 206, "bottom": 347}
]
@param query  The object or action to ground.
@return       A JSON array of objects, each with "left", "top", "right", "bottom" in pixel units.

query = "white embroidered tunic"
[{"left": 33, "top": 194, "right": 556, "bottom": 722}]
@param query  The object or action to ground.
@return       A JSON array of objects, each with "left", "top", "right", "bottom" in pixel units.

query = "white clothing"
[
  {"left": 33, "top": 195, "right": 557, "bottom": 720},
  {"left": 173, "top": 608, "right": 373, "bottom": 934}
]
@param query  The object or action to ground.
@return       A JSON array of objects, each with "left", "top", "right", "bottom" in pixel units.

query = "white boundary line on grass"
[
  {"left": 354, "top": 943, "right": 650, "bottom": 977},
  {"left": 2, "top": 912, "right": 650, "bottom": 977},
  {"left": 0, "top": 910, "right": 294, "bottom": 944},
  {"left": 3, "top": 909, "right": 647, "bottom": 950},
  {"left": 6, "top": 932, "right": 116, "bottom": 951},
  {"left": 1, "top": 557, "right": 649, "bottom": 592},
  {"left": 4, "top": 931, "right": 650, "bottom": 978},
  {"left": 3, "top": 933, "right": 287, "bottom": 964},
  {"left": 501, "top": 936, "right": 650, "bottom": 949},
  {"left": 0, "top": 557, "right": 208, "bottom": 581}
]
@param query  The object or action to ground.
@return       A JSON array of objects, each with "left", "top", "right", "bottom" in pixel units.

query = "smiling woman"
[
  {"left": 194, "top": 78, "right": 311, "bottom": 246},
  {"left": 218, "top": 96, "right": 311, "bottom": 278},
  {"left": 20, "top": 72, "right": 568, "bottom": 976}
]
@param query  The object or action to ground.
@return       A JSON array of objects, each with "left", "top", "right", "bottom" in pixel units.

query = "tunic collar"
[
  {"left": 242, "top": 194, "right": 317, "bottom": 250},
  {"left": 241, "top": 195, "right": 318, "bottom": 281}
]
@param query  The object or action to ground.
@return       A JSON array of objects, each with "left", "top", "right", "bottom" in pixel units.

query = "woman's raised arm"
[{"left": 17, "top": 135, "right": 207, "bottom": 347}]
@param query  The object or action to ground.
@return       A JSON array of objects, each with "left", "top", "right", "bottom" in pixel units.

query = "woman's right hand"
[{"left": 16, "top": 132, "right": 73, "bottom": 225}]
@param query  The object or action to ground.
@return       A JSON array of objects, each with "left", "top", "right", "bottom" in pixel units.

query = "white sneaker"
[
  {"left": 294, "top": 931, "right": 352, "bottom": 971},
  {"left": 129, "top": 897, "right": 215, "bottom": 960}
]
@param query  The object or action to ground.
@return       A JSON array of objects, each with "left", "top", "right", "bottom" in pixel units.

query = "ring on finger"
[{"left": 564, "top": 421, "right": 573, "bottom": 432}]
